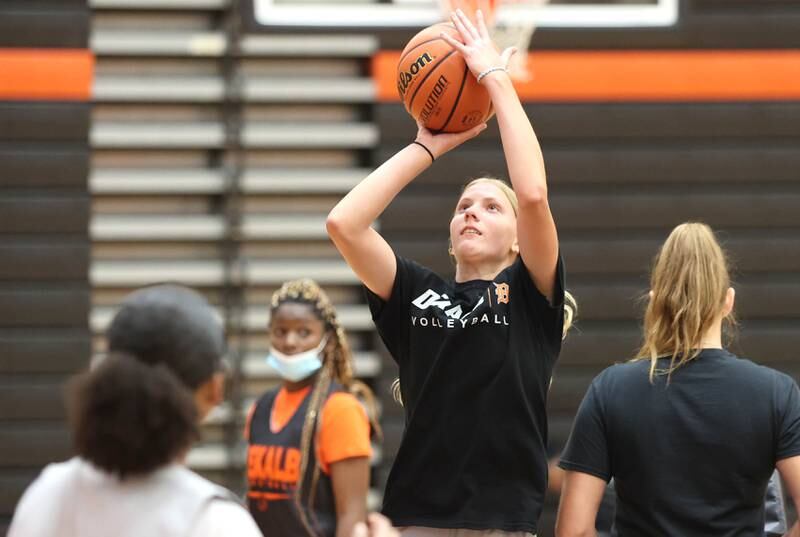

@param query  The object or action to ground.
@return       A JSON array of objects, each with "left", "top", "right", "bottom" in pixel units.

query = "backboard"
[{"left": 252, "top": 0, "right": 679, "bottom": 30}]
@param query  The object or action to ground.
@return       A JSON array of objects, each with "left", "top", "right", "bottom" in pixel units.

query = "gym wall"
[{"left": 0, "top": 1, "right": 92, "bottom": 534}]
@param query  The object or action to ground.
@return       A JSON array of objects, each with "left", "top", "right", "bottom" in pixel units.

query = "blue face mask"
[{"left": 266, "top": 337, "right": 327, "bottom": 382}]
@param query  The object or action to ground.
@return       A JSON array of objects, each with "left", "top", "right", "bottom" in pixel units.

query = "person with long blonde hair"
[
  {"left": 556, "top": 222, "right": 800, "bottom": 537},
  {"left": 245, "top": 279, "right": 381, "bottom": 537},
  {"left": 327, "top": 9, "right": 575, "bottom": 536}
]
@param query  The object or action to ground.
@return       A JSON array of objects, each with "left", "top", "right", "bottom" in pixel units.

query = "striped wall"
[{"left": 0, "top": 1, "right": 92, "bottom": 534}]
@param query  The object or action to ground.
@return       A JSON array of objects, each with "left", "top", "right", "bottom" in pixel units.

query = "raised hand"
[
  {"left": 414, "top": 119, "right": 487, "bottom": 160},
  {"left": 440, "top": 9, "right": 516, "bottom": 81}
]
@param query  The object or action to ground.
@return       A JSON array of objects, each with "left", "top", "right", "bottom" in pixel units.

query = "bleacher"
[{"left": 89, "top": 0, "right": 385, "bottom": 494}]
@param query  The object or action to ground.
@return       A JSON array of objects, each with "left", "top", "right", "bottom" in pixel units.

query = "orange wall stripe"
[
  {"left": 0, "top": 49, "right": 94, "bottom": 101},
  {"left": 374, "top": 50, "right": 800, "bottom": 102}
]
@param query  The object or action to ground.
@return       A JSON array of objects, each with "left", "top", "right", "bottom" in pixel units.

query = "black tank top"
[{"left": 246, "top": 383, "right": 340, "bottom": 537}]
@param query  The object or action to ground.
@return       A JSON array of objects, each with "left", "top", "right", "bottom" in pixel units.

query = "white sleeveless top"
[{"left": 8, "top": 457, "right": 262, "bottom": 537}]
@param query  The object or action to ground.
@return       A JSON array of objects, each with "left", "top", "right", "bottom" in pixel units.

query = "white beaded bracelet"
[{"left": 476, "top": 66, "right": 508, "bottom": 84}]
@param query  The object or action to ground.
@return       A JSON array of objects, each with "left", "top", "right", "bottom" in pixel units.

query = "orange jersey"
[{"left": 244, "top": 383, "right": 371, "bottom": 537}]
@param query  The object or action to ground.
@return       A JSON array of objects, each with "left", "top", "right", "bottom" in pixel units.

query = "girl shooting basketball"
[
  {"left": 245, "top": 279, "right": 380, "bottom": 537},
  {"left": 327, "top": 10, "right": 574, "bottom": 535},
  {"left": 556, "top": 223, "right": 800, "bottom": 537}
]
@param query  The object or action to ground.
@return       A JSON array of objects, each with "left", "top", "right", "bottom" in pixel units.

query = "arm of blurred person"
[
  {"left": 765, "top": 469, "right": 788, "bottom": 537},
  {"left": 777, "top": 456, "right": 800, "bottom": 537},
  {"left": 555, "top": 471, "right": 605, "bottom": 537},
  {"left": 352, "top": 513, "right": 400, "bottom": 537},
  {"left": 549, "top": 456, "right": 566, "bottom": 495},
  {"left": 331, "top": 456, "right": 371, "bottom": 537}
]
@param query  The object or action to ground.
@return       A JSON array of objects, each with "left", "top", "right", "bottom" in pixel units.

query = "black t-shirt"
[
  {"left": 597, "top": 470, "right": 787, "bottom": 537},
  {"left": 560, "top": 349, "right": 800, "bottom": 537},
  {"left": 367, "top": 254, "right": 565, "bottom": 533}
]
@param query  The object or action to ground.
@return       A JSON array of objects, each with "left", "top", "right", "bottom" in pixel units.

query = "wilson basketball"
[{"left": 397, "top": 22, "right": 492, "bottom": 133}]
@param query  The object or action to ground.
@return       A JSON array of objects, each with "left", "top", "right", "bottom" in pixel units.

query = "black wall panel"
[
  {"left": 0, "top": 146, "right": 89, "bottom": 189},
  {"left": 0, "top": 1, "right": 90, "bottom": 533},
  {"left": 0, "top": 3, "right": 88, "bottom": 49}
]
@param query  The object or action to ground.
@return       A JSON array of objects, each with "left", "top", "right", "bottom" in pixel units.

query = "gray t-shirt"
[{"left": 8, "top": 457, "right": 261, "bottom": 537}]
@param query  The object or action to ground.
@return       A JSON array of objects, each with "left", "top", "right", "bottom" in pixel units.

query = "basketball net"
[{"left": 438, "top": 0, "right": 550, "bottom": 82}]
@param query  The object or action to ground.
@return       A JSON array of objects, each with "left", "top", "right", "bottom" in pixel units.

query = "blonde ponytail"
[{"left": 633, "top": 222, "right": 735, "bottom": 382}]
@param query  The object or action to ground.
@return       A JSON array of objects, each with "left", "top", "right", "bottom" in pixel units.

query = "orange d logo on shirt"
[{"left": 494, "top": 283, "right": 510, "bottom": 304}]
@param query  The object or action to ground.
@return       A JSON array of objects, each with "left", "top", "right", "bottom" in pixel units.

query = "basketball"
[{"left": 397, "top": 22, "right": 492, "bottom": 133}]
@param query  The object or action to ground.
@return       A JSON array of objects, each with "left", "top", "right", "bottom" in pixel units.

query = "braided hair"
[{"left": 270, "top": 279, "right": 380, "bottom": 536}]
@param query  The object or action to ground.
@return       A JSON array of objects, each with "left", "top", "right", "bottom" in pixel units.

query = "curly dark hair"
[{"left": 68, "top": 284, "right": 225, "bottom": 479}]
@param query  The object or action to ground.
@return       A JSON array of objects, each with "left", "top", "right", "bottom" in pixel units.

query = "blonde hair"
[
  {"left": 634, "top": 222, "right": 735, "bottom": 382},
  {"left": 462, "top": 177, "right": 519, "bottom": 216},
  {"left": 270, "top": 279, "right": 381, "bottom": 536}
]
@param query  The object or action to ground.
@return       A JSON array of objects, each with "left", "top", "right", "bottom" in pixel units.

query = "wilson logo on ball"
[
  {"left": 398, "top": 22, "right": 491, "bottom": 132},
  {"left": 419, "top": 75, "right": 450, "bottom": 123},
  {"left": 397, "top": 52, "right": 435, "bottom": 98}
]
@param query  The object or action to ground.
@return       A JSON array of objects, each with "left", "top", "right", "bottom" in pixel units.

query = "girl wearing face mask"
[
  {"left": 327, "top": 10, "right": 576, "bottom": 537},
  {"left": 245, "top": 278, "right": 381, "bottom": 537}
]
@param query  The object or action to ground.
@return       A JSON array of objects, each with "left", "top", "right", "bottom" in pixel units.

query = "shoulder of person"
[
  {"left": 40, "top": 457, "right": 83, "bottom": 480},
  {"left": 719, "top": 351, "right": 794, "bottom": 387},
  {"left": 367, "top": 254, "right": 441, "bottom": 305},
  {"left": 322, "top": 391, "right": 368, "bottom": 421},
  {"left": 773, "top": 368, "right": 800, "bottom": 390},
  {"left": 7, "top": 460, "right": 76, "bottom": 537},
  {"left": 169, "top": 465, "right": 241, "bottom": 503},
  {"left": 504, "top": 254, "right": 564, "bottom": 307},
  {"left": 191, "top": 499, "right": 262, "bottom": 537},
  {"left": 384, "top": 253, "right": 444, "bottom": 286},
  {"left": 762, "top": 364, "right": 800, "bottom": 395},
  {"left": 17, "top": 457, "right": 82, "bottom": 500},
  {"left": 596, "top": 360, "right": 647, "bottom": 383},
  {"left": 9, "top": 457, "right": 100, "bottom": 537}
]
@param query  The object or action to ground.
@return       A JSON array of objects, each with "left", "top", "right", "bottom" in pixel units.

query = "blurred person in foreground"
[
  {"left": 8, "top": 284, "right": 262, "bottom": 537},
  {"left": 555, "top": 223, "right": 800, "bottom": 537}
]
